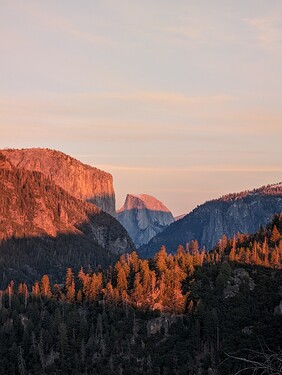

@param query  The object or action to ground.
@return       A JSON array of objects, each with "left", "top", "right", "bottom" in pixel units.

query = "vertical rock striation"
[
  {"left": 0, "top": 152, "right": 134, "bottom": 284},
  {"left": 139, "top": 183, "right": 282, "bottom": 257},
  {"left": 116, "top": 194, "right": 174, "bottom": 248},
  {"left": 2, "top": 148, "right": 116, "bottom": 215}
]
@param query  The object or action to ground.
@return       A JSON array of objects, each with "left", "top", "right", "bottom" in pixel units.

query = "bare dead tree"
[{"left": 224, "top": 348, "right": 282, "bottom": 375}]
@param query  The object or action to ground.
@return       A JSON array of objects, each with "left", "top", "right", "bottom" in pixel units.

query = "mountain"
[
  {"left": 116, "top": 194, "right": 174, "bottom": 248},
  {"left": 0, "top": 152, "right": 133, "bottom": 285},
  {"left": 139, "top": 182, "right": 282, "bottom": 257},
  {"left": 174, "top": 214, "right": 186, "bottom": 221},
  {"left": 1, "top": 148, "right": 115, "bottom": 215}
]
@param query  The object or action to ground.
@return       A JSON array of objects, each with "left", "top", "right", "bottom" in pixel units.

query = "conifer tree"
[
  {"left": 271, "top": 225, "right": 280, "bottom": 243},
  {"left": 40, "top": 275, "right": 52, "bottom": 298},
  {"left": 32, "top": 281, "right": 40, "bottom": 298},
  {"left": 155, "top": 245, "right": 168, "bottom": 273},
  {"left": 117, "top": 267, "right": 128, "bottom": 293},
  {"left": 65, "top": 268, "right": 75, "bottom": 302},
  {"left": 88, "top": 273, "right": 103, "bottom": 302},
  {"left": 18, "top": 346, "right": 27, "bottom": 375}
]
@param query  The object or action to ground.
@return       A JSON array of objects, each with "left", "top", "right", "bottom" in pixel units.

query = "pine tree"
[
  {"left": 132, "top": 273, "right": 144, "bottom": 307},
  {"left": 23, "top": 283, "right": 28, "bottom": 309},
  {"left": 154, "top": 245, "right": 168, "bottom": 273},
  {"left": 117, "top": 267, "right": 128, "bottom": 293},
  {"left": 40, "top": 275, "right": 52, "bottom": 298},
  {"left": 59, "top": 322, "right": 69, "bottom": 359},
  {"left": 102, "top": 281, "right": 115, "bottom": 305},
  {"left": 88, "top": 273, "right": 103, "bottom": 302},
  {"left": 65, "top": 268, "right": 75, "bottom": 302},
  {"left": 18, "top": 346, "right": 27, "bottom": 375},
  {"left": 271, "top": 225, "right": 280, "bottom": 243},
  {"left": 32, "top": 281, "right": 40, "bottom": 298},
  {"left": 7, "top": 280, "right": 14, "bottom": 309}
]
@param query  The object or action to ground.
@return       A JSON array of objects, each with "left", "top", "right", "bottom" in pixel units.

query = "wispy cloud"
[
  {"left": 0, "top": 91, "right": 232, "bottom": 111},
  {"left": 154, "top": 20, "right": 237, "bottom": 45},
  {"left": 1, "top": 92, "right": 282, "bottom": 144},
  {"left": 245, "top": 15, "right": 282, "bottom": 48},
  {"left": 0, "top": 91, "right": 234, "bottom": 118},
  {"left": 95, "top": 164, "right": 282, "bottom": 173},
  {"left": 8, "top": 0, "right": 111, "bottom": 46},
  {"left": 80, "top": 92, "right": 233, "bottom": 107}
]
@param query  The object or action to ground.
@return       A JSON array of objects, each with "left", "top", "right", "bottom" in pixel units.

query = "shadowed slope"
[
  {"left": 116, "top": 194, "right": 174, "bottom": 247},
  {"left": 139, "top": 183, "right": 282, "bottom": 257},
  {"left": 0, "top": 153, "right": 134, "bottom": 284}
]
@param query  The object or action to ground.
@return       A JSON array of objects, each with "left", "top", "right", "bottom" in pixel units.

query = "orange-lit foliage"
[
  {"left": 208, "top": 215, "right": 282, "bottom": 269},
  {"left": 25, "top": 245, "right": 207, "bottom": 314},
  {"left": 7, "top": 216, "right": 282, "bottom": 315}
]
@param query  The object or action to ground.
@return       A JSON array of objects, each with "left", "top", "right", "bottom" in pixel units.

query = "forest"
[{"left": 0, "top": 216, "right": 281, "bottom": 374}]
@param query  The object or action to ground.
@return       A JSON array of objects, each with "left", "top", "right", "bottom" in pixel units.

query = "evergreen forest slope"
[
  {"left": 140, "top": 183, "right": 282, "bottom": 257},
  {"left": 0, "top": 217, "right": 281, "bottom": 374},
  {"left": 0, "top": 153, "right": 133, "bottom": 286},
  {"left": 2, "top": 148, "right": 116, "bottom": 214}
]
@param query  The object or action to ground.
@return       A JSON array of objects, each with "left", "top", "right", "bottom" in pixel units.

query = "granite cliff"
[
  {"left": 116, "top": 194, "right": 174, "bottom": 248},
  {"left": 139, "top": 183, "right": 282, "bottom": 257},
  {"left": 1, "top": 148, "right": 115, "bottom": 215},
  {"left": 0, "top": 153, "right": 133, "bottom": 284}
]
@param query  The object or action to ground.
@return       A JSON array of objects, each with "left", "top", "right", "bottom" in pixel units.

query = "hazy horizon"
[{"left": 1, "top": 0, "right": 282, "bottom": 215}]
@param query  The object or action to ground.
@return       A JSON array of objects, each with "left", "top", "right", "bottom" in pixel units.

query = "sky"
[{"left": 1, "top": 0, "right": 282, "bottom": 216}]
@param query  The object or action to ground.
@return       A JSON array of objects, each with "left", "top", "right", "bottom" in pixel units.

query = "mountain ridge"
[
  {"left": 139, "top": 182, "right": 282, "bottom": 257},
  {"left": 1, "top": 148, "right": 116, "bottom": 215},
  {"left": 0, "top": 151, "right": 134, "bottom": 284}
]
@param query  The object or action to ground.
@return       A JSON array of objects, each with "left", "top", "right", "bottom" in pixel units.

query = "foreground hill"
[
  {"left": 116, "top": 194, "right": 174, "bottom": 247},
  {"left": 0, "top": 153, "right": 133, "bottom": 285},
  {"left": 1, "top": 148, "right": 116, "bottom": 215},
  {"left": 139, "top": 183, "right": 282, "bottom": 257},
  {"left": 0, "top": 218, "right": 281, "bottom": 374}
]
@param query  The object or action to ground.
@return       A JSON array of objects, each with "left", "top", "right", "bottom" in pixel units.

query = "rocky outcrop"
[
  {"left": 146, "top": 314, "right": 180, "bottom": 336},
  {"left": 224, "top": 269, "right": 255, "bottom": 299},
  {"left": 116, "top": 194, "right": 174, "bottom": 248},
  {"left": 274, "top": 300, "right": 282, "bottom": 315},
  {"left": 1, "top": 148, "right": 115, "bottom": 215},
  {"left": 139, "top": 183, "right": 282, "bottom": 257},
  {"left": 0, "top": 153, "right": 133, "bottom": 284}
]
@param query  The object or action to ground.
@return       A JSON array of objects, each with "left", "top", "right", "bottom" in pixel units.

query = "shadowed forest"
[{"left": 0, "top": 216, "right": 281, "bottom": 374}]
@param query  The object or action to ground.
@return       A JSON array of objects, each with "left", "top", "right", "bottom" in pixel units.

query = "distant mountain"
[
  {"left": 0, "top": 152, "right": 133, "bottom": 285},
  {"left": 116, "top": 194, "right": 174, "bottom": 248},
  {"left": 174, "top": 214, "right": 186, "bottom": 221},
  {"left": 139, "top": 183, "right": 282, "bottom": 257},
  {"left": 2, "top": 148, "right": 115, "bottom": 215}
]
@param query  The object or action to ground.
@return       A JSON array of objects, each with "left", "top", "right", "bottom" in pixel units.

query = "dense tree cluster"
[
  {"left": 0, "top": 260, "right": 281, "bottom": 374},
  {"left": 210, "top": 214, "right": 282, "bottom": 269},
  {"left": 1, "top": 244, "right": 203, "bottom": 317},
  {"left": 0, "top": 217, "right": 281, "bottom": 374},
  {"left": 217, "top": 183, "right": 282, "bottom": 202}
]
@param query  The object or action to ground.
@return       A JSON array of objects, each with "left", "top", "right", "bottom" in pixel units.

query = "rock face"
[
  {"left": 0, "top": 152, "right": 133, "bottom": 285},
  {"left": 224, "top": 269, "right": 255, "bottom": 299},
  {"left": 139, "top": 183, "right": 282, "bottom": 257},
  {"left": 1, "top": 148, "right": 115, "bottom": 215},
  {"left": 116, "top": 194, "right": 174, "bottom": 248}
]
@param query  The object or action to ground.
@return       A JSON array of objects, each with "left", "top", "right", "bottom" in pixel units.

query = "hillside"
[
  {"left": 1, "top": 148, "right": 116, "bottom": 215},
  {"left": 139, "top": 182, "right": 282, "bottom": 257},
  {"left": 0, "top": 153, "right": 133, "bottom": 285},
  {"left": 0, "top": 218, "right": 281, "bottom": 374}
]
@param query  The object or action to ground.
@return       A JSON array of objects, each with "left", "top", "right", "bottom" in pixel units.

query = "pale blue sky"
[{"left": 1, "top": 0, "right": 282, "bottom": 215}]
